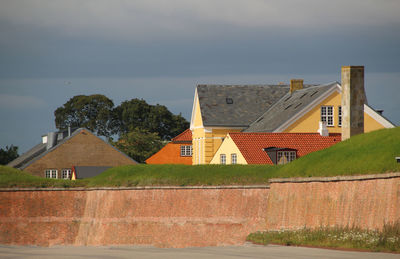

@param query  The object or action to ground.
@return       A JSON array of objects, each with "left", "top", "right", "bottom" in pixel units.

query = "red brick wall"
[
  {"left": 266, "top": 175, "right": 400, "bottom": 230},
  {"left": 146, "top": 143, "right": 192, "bottom": 165},
  {"left": 1, "top": 173, "right": 399, "bottom": 248},
  {"left": 0, "top": 187, "right": 269, "bottom": 247},
  {"left": 25, "top": 129, "right": 136, "bottom": 177}
]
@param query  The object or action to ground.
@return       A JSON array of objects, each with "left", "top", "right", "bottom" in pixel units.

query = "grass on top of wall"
[
  {"left": 247, "top": 221, "right": 400, "bottom": 253},
  {"left": 0, "top": 127, "right": 399, "bottom": 188},
  {"left": 0, "top": 165, "right": 88, "bottom": 188},
  {"left": 275, "top": 127, "right": 400, "bottom": 178},
  {"left": 87, "top": 164, "right": 280, "bottom": 187}
]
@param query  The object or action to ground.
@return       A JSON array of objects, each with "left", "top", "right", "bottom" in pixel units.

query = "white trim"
[
  {"left": 190, "top": 88, "right": 199, "bottom": 131},
  {"left": 364, "top": 104, "right": 396, "bottom": 128},
  {"left": 273, "top": 83, "right": 340, "bottom": 132},
  {"left": 321, "top": 105, "right": 334, "bottom": 127}
]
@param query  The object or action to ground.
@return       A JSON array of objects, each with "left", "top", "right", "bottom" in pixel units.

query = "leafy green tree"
[
  {"left": 0, "top": 145, "right": 19, "bottom": 165},
  {"left": 112, "top": 128, "right": 165, "bottom": 163},
  {"left": 54, "top": 94, "right": 114, "bottom": 136},
  {"left": 112, "top": 98, "right": 189, "bottom": 140}
]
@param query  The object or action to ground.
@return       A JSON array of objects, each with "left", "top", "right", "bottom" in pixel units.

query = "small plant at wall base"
[{"left": 247, "top": 222, "right": 400, "bottom": 253}]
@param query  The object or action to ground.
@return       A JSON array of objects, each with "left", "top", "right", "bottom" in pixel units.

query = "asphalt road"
[{"left": 0, "top": 244, "right": 399, "bottom": 259}]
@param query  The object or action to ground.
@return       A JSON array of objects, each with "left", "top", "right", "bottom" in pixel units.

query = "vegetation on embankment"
[
  {"left": 0, "top": 166, "right": 88, "bottom": 188},
  {"left": 276, "top": 126, "right": 400, "bottom": 177},
  {"left": 0, "top": 127, "right": 399, "bottom": 188},
  {"left": 247, "top": 222, "right": 400, "bottom": 253}
]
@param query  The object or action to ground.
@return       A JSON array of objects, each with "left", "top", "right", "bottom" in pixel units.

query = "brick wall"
[
  {"left": 0, "top": 187, "right": 269, "bottom": 247},
  {"left": 1, "top": 173, "right": 399, "bottom": 247},
  {"left": 25, "top": 129, "right": 136, "bottom": 177},
  {"left": 266, "top": 173, "right": 400, "bottom": 230}
]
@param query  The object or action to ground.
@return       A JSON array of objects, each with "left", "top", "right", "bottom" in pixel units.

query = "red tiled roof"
[
  {"left": 229, "top": 132, "right": 341, "bottom": 164},
  {"left": 172, "top": 129, "right": 192, "bottom": 143}
]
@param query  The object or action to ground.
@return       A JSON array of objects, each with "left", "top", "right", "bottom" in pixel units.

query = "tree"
[
  {"left": 112, "top": 98, "right": 189, "bottom": 140},
  {"left": 112, "top": 128, "right": 165, "bottom": 163},
  {"left": 0, "top": 145, "right": 19, "bottom": 165},
  {"left": 54, "top": 95, "right": 114, "bottom": 136}
]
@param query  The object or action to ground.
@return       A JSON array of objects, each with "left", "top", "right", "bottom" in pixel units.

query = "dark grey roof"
[
  {"left": 197, "top": 84, "right": 291, "bottom": 127},
  {"left": 244, "top": 82, "right": 338, "bottom": 132},
  {"left": 74, "top": 166, "right": 111, "bottom": 179},
  {"left": 7, "top": 142, "right": 47, "bottom": 169}
]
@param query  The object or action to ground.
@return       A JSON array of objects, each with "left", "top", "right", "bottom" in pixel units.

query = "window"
[
  {"left": 61, "top": 169, "right": 72, "bottom": 179},
  {"left": 277, "top": 151, "right": 296, "bottom": 164},
  {"left": 220, "top": 154, "right": 226, "bottom": 165},
  {"left": 321, "top": 106, "right": 334, "bottom": 126},
  {"left": 231, "top": 154, "right": 237, "bottom": 164},
  {"left": 45, "top": 169, "right": 58, "bottom": 179},
  {"left": 338, "top": 106, "right": 342, "bottom": 127},
  {"left": 180, "top": 145, "right": 192, "bottom": 156}
]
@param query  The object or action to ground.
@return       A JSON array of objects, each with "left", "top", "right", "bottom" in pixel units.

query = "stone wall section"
[
  {"left": 1, "top": 173, "right": 399, "bottom": 247},
  {"left": 0, "top": 187, "right": 269, "bottom": 247},
  {"left": 266, "top": 173, "right": 400, "bottom": 230}
]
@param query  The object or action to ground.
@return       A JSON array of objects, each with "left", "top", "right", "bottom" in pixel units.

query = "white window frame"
[
  {"left": 180, "top": 145, "right": 192, "bottom": 157},
  {"left": 321, "top": 106, "right": 334, "bottom": 126},
  {"left": 277, "top": 151, "right": 296, "bottom": 164},
  {"left": 45, "top": 169, "right": 58, "bottom": 179},
  {"left": 231, "top": 153, "right": 237, "bottom": 165},
  {"left": 61, "top": 169, "right": 72, "bottom": 179},
  {"left": 338, "top": 106, "right": 342, "bottom": 127},
  {"left": 220, "top": 154, "right": 226, "bottom": 165}
]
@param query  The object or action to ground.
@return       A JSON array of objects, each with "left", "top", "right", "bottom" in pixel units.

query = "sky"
[{"left": 0, "top": 0, "right": 399, "bottom": 153}]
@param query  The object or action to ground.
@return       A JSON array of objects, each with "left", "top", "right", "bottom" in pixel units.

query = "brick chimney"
[
  {"left": 341, "top": 66, "right": 366, "bottom": 141},
  {"left": 290, "top": 79, "right": 303, "bottom": 93}
]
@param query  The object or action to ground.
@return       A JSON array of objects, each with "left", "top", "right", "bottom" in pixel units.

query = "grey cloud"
[
  {"left": 1, "top": 0, "right": 399, "bottom": 41},
  {"left": 0, "top": 94, "right": 47, "bottom": 110}
]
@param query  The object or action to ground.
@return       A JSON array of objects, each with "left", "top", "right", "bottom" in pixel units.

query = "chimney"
[
  {"left": 290, "top": 79, "right": 303, "bottom": 93},
  {"left": 46, "top": 132, "right": 57, "bottom": 150},
  {"left": 341, "top": 66, "right": 366, "bottom": 141},
  {"left": 318, "top": 121, "right": 329, "bottom": 136}
]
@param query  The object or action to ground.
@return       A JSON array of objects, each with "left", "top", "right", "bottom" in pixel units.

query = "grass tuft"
[{"left": 247, "top": 221, "right": 400, "bottom": 253}]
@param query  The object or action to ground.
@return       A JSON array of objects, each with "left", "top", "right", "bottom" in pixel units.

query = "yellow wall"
[
  {"left": 191, "top": 94, "right": 243, "bottom": 164},
  {"left": 284, "top": 91, "right": 386, "bottom": 133},
  {"left": 364, "top": 112, "right": 386, "bottom": 133},
  {"left": 285, "top": 91, "right": 342, "bottom": 133},
  {"left": 210, "top": 134, "right": 247, "bottom": 164}
]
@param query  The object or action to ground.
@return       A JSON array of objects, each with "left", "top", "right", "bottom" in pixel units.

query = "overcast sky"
[{"left": 1, "top": 0, "right": 399, "bottom": 153}]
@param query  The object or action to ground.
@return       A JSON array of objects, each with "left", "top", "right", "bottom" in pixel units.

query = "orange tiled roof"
[
  {"left": 229, "top": 132, "right": 341, "bottom": 164},
  {"left": 171, "top": 129, "right": 192, "bottom": 143}
]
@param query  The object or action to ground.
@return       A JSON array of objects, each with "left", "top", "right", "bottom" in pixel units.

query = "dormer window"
[
  {"left": 226, "top": 98, "right": 233, "bottom": 104},
  {"left": 263, "top": 147, "right": 297, "bottom": 165}
]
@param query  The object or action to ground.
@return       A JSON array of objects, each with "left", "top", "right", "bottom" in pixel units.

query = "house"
[
  {"left": 190, "top": 66, "right": 395, "bottom": 165},
  {"left": 145, "top": 129, "right": 192, "bottom": 165},
  {"left": 7, "top": 128, "right": 137, "bottom": 179},
  {"left": 210, "top": 132, "right": 341, "bottom": 165}
]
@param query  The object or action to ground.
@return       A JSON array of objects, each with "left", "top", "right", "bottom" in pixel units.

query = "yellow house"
[
  {"left": 190, "top": 68, "right": 396, "bottom": 165},
  {"left": 190, "top": 84, "right": 290, "bottom": 164}
]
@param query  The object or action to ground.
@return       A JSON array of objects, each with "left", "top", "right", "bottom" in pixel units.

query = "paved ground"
[{"left": 0, "top": 243, "right": 399, "bottom": 259}]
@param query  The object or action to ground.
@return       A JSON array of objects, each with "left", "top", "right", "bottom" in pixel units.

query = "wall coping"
[
  {"left": 2, "top": 172, "right": 399, "bottom": 192},
  {"left": 269, "top": 172, "right": 400, "bottom": 183},
  {"left": 0, "top": 185, "right": 270, "bottom": 192}
]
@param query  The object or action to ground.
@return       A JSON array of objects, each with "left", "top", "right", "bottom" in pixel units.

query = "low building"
[
  {"left": 145, "top": 129, "right": 192, "bottom": 165},
  {"left": 8, "top": 128, "right": 137, "bottom": 179},
  {"left": 210, "top": 132, "right": 341, "bottom": 165}
]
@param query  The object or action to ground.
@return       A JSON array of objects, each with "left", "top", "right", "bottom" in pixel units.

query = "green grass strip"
[{"left": 247, "top": 222, "right": 400, "bottom": 253}]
